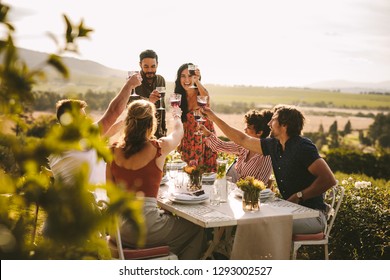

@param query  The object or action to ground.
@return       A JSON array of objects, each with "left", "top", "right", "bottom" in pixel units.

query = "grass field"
[
  {"left": 33, "top": 76, "right": 390, "bottom": 110},
  {"left": 164, "top": 112, "right": 374, "bottom": 138}
]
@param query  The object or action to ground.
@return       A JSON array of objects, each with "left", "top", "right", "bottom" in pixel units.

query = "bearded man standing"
[{"left": 130, "top": 49, "right": 167, "bottom": 138}]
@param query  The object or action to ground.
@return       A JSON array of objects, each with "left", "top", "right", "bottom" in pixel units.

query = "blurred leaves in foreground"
[{"left": 0, "top": 2, "right": 144, "bottom": 259}]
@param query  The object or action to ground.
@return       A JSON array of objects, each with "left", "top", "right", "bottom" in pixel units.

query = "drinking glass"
[
  {"left": 156, "top": 86, "right": 166, "bottom": 111},
  {"left": 188, "top": 64, "right": 198, "bottom": 89},
  {"left": 193, "top": 110, "right": 205, "bottom": 135},
  {"left": 167, "top": 163, "right": 178, "bottom": 182},
  {"left": 169, "top": 93, "right": 182, "bottom": 107},
  {"left": 197, "top": 95, "right": 208, "bottom": 109},
  {"left": 210, "top": 183, "right": 221, "bottom": 206},
  {"left": 128, "top": 70, "right": 140, "bottom": 97}
]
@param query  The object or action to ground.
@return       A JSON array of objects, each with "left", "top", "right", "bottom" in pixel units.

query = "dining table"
[{"left": 157, "top": 179, "right": 319, "bottom": 260}]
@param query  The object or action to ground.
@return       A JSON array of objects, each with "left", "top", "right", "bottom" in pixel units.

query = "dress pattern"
[{"left": 178, "top": 111, "right": 217, "bottom": 172}]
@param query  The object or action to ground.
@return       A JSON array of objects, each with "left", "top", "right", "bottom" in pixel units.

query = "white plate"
[
  {"left": 169, "top": 197, "right": 208, "bottom": 205},
  {"left": 233, "top": 188, "right": 275, "bottom": 198},
  {"left": 170, "top": 193, "right": 209, "bottom": 201}
]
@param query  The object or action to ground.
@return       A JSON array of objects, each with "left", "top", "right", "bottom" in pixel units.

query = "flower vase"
[
  {"left": 188, "top": 172, "right": 203, "bottom": 191},
  {"left": 216, "top": 158, "right": 228, "bottom": 202},
  {"left": 242, "top": 190, "right": 260, "bottom": 212}
]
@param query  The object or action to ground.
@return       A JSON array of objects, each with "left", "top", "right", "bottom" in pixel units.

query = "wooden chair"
[
  {"left": 96, "top": 199, "right": 178, "bottom": 260},
  {"left": 291, "top": 185, "right": 345, "bottom": 260}
]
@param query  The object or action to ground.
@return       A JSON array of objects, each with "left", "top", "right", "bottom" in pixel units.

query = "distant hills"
[
  {"left": 18, "top": 47, "right": 126, "bottom": 78},
  {"left": 307, "top": 80, "right": 390, "bottom": 94},
  {"left": 16, "top": 47, "right": 390, "bottom": 94}
]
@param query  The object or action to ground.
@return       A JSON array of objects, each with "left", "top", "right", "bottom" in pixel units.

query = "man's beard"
[{"left": 144, "top": 72, "right": 156, "bottom": 79}]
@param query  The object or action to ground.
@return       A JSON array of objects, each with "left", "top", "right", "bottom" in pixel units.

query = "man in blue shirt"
[{"left": 202, "top": 105, "right": 337, "bottom": 234}]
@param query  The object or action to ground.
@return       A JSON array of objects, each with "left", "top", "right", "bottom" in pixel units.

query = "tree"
[
  {"left": 368, "top": 113, "right": 390, "bottom": 148},
  {"left": 328, "top": 120, "right": 339, "bottom": 148},
  {"left": 329, "top": 120, "right": 338, "bottom": 135},
  {"left": 344, "top": 120, "right": 352, "bottom": 135}
]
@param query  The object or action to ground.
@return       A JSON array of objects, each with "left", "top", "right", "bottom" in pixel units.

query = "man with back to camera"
[{"left": 129, "top": 49, "right": 167, "bottom": 138}]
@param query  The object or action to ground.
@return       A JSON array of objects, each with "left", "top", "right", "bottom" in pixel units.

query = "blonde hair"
[{"left": 120, "top": 100, "right": 157, "bottom": 158}]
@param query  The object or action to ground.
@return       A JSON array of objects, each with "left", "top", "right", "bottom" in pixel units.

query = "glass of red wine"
[
  {"left": 188, "top": 64, "right": 198, "bottom": 89},
  {"left": 128, "top": 70, "right": 140, "bottom": 97},
  {"left": 156, "top": 86, "right": 166, "bottom": 110},
  {"left": 193, "top": 110, "right": 206, "bottom": 135},
  {"left": 169, "top": 93, "right": 182, "bottom": 107},
  {"left": 197, "top": 95, "right": 208, "bottom": 108}
]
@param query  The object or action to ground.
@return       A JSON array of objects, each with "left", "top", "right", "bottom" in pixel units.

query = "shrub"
[
  {"left": 325, "top": 148, "right": 390, "bottom": 180},
  {"left": 298, "top": 173, "right": 389, "bottom": 259}
]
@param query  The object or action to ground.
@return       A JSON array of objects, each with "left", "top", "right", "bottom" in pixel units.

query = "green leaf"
[
  {"left": 46, "top": 54, "right": 69, "bottom": 78},
  {"left": 77, "top": 19, "right": 93, "bottom": 37},
  {"left": 63, "top": 14, "right": 74, "bottom": 43}
]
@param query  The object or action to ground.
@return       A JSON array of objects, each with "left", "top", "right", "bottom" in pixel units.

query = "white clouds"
[{"left": 5, "top": 0, "right": 390, "bottom": 86}]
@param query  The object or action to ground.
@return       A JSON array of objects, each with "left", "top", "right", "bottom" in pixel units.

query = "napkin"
[{"left": 171, "top": 192, "right": 208, "bottom": 201}]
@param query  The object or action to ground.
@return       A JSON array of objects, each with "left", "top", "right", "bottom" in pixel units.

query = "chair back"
[
  {"left": 323, "top": 185, "right": 345, "bottom": 239},
  {"left": 95, "top": 196, "right": 176, "bottom": 260},
  {"left": 95, "top": 199, "right": 126, "bottom": 260}
]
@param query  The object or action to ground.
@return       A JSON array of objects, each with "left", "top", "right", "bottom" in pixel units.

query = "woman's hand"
[
  {"left": 200, "top": 106, "right": 216, "bottom": 121},
  {"left": 171, "top": 106, "right": 182, "bottom": 120},
  {"left": 193, "top": 68, "right": 201, "bottom": 84},
  {"left": 128, "top": 72, "right": 142, "bottom": 88},
  {"left": 199, "top": 124, "right": 211, "bottom": 137}
]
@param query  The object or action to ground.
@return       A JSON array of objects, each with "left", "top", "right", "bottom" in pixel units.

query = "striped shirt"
[{"left": 205, "top": 134, "right": 273, "bottom": 184}]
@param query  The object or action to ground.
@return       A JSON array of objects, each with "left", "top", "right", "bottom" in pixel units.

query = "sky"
[{"left": 4, "top": 0, "right": 390, "bottom": 87}]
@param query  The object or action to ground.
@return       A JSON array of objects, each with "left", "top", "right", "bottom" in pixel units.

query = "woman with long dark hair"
[{"left": 174, "top": 63, "right": 217, "bottom": 171}]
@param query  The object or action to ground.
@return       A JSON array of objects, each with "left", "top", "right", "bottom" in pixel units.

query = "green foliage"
[
  {"left": 26, "top": 115, "right": 57, "bottom": 138},
  {"left": 325, "top": 148, "right": 390, "bottom": 180},
  {"left": 343, "top": 120, "right": 352, "bottom": 135},
  {"left": 303, "top": 131, "right": 327, "bottom": 151},
  {"left": 368, "top": 112, "right": 390, "bottom": 148},
  {"left": 0, "top": 3, "right": 143, "bottom": 259},
  {"left": 298, "top": 173, "right": 389, "bottom": 259}
]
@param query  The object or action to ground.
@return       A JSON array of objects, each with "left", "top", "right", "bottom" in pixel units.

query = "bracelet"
[{"left": 173, "top": 114, "right": 181, "bottom": 119}]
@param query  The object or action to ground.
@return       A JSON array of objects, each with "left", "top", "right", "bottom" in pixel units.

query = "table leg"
[{"left": 201, "top": 227, "right": 225, "bottom": 260}]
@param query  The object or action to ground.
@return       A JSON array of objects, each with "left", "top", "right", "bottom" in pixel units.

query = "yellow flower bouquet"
[
  {"left": 183, "top": 160, "right": 207, "bottom": 191},
  {"left": 236, "top": 176, "right": 266, "bottom": 212}
]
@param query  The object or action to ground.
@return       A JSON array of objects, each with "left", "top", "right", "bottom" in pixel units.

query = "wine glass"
[
  {"left": 197, "top": 95, "right": 208, "bottom": 109},
  {"left": 169, "top": 93, "right": 182, "bottom": 107},
  {"left": 193, "top": 110, "right": 206, "bottom": 135},
  {"left": 196, "top": 95, "right": 208, "bottom": 123},
  {"left": 128, "top": 70, "right": 140, "bottom": 97},
  {"left": 156, "top": 86, "right": 166, "bottom": 111},
  {"left": 188, "top": 64, "right": 198, "bottom": 89}
]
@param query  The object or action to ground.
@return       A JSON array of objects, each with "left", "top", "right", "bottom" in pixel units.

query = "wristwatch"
[{"left": 297, "top": 191, "right": 303, "bottom": 202}]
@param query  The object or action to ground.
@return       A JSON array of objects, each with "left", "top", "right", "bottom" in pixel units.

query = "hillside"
[
  {"left": 16, "top": 48, "right": 390, "bottom": 110},
  {"left": 17, "top": 48, "right": 127, "bottom": 94}
]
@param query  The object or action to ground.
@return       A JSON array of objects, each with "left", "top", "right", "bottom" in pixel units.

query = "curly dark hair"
[{"left": 244, "top": 109, "right": 273, "bottom": 138}]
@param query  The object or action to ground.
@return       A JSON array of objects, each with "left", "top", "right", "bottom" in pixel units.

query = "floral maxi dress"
[{"left": 178, "top": 111, "right": 217, "bottom": 172}]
